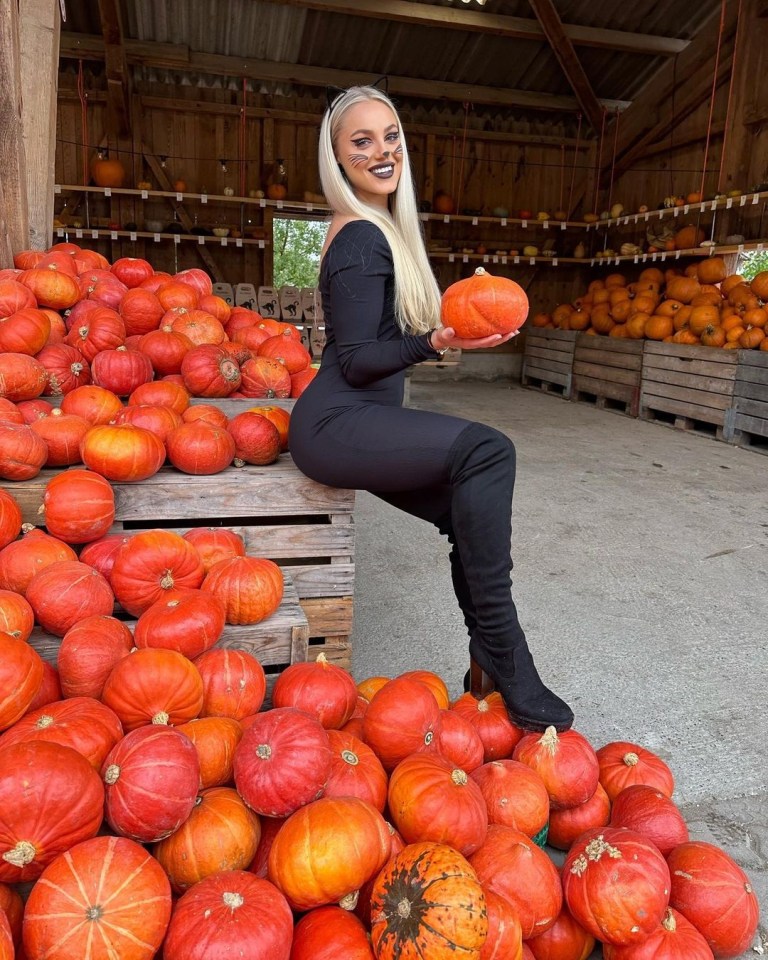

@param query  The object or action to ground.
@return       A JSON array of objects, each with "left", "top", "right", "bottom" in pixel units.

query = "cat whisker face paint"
[{"left": 335, "top": 100, "right": 403, "bottom": 209}]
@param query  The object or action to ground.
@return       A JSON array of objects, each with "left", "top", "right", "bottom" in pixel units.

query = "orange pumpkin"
[
  {"left": 644, "top": 315, "right": 674, "bottom": 340},
  {"left": 721, "top": 274, "right": 745, "bottom": 295},
  {"left": 740, "top": 327, "right": 765, "bottom": 349},
  {"left": 696, "top": 257, "right": 726, "bottom": 284},
  {"left": 743, "top": 307, "right": 768, "bottom": 329},
  {"left": 672, "top": 329, "right": 699, "bottom": 345},
  {"left": 604, "top": 274, "right": 626, "bottom": 289},
  {"left": 673, "top": 225, "right": 705, "bottom": 250},
  {"left": 750, "top": 270, "right": 768, "bottom": 300},
  {"left": 639, "top": 267, "right": 664, "bottom": 285},
  {"left": 689, "top": 305, "right": 721, "bottom": 335},
  {"left": 665, "top": 276, "right": 700, "bottom": 304},
  {"left": 91, "top": 153, "right": 126, "bottom": 188},
  {"left": 441, "top": 268, "right": 529, "bottom": 339},
  {"left": 700, "top": 324, "right": 726, "bottom": 348},
  {"left": 625, "top": 314, "right": 647, "bottom": 340}
]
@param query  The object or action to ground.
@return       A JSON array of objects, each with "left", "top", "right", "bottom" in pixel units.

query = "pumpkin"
[
  {"left": 665, "top": 276, "right": 701, "bottom": 304},
  {"left": 257, "top": 333, "right": 312, "bottom": 374},
  {"left": 358, "top": 675, "right": 390, "bottom": 701},
  {"left": 674, "top": 225, "right": 705, "bottom": 250},
  {"left": 0, "top": 740, "right": 104, "bottom": 882},
  {"left": 441, "top": 267, "right": 529, "bottom": 339},
  {"left": 0, "top": 696, "right": 122, "bottom": 770},
  {"left": 0, "top": 491, "right": 21, "bottom": 551},
  {"left": 701, "top": 324, "right": 727, "bottom": 348},
  {"left": 201, "top": 554, "right": 283, "bottom": 625},
  {"left": 0, "top": 421, "right": 47, "bottom": 480},
  {"left": 667, "top": 840, "right": 759, "bottom": 958},
  {"left": 233, "top": 706, "right": 332, "bottom": 817},
  {"left": 0, "top": 590, "right": 34, "bottom": 640},
  {"left": 116, "top": 403, "right": 182, "bottom": 442},
  {"left": 362, "top": 675, "right": 441, "bottom": 772},
  {"left": 79, "top": 533, "right": 130, "bottom": 582},
  {"left": 750, "top": 270, "right": 768, "bottom": 300},
  {"left": 743, "top": 306, "right": 768, "bottom": 328},
  {"left": 609, "top": 784, "right": 688, "bottom": 856},
  {"left": 110, "top": 528, "right": 205, "bottom": 616},
  {"left": 57, "top": 614, "right": 133, "bottom": 699},
  {"left": 602, "top": 906, "right": 716, "bottom": 960},
  {"left": 199, "top": 294, "right": 231, "bottom": 323},
  {"left": 60, "top": 383, "right": 122, "bottom": 423},
  {"left": 324, "top": 729, "right": 388, "bottom": 811},
  {"left": 0, "top": 527, "right": 76, "bottom": 594},
  {"left": 128, "top": 378, "right": 190, "bottom": 412},
  {"left": 291, "top": 364, "right": 319, "bottom": 397},
  {"left": 80, "top": 422, "right": 167, "bottom": 482},
  {"left": 157, "top": 281, "right": 199, "bottom": 313},
  {"left": 470, "top": 758, "right": 549, "bottom": 841},
  {"left": 740, "top": 326, "right": 765, "bottom": 349},
  {"left": 290, "top": 906, "right": 375, "bottom": 960},
  {"left": 101, "top": 647, "right": 204, "bottom": 730},
  {"left": 140, "top": 271, "right": 174, "bottom": 294},
  {"left": 153, "top": 785, "right": 260, "bottom": 892},
  {"left": 450, "top": 691, "right": 524, "bottom": 761},
  {"left": 0, "top": 307, "right": 50, "bottom": 356},
  {"left": 175, "top": 268, "right": 213, "bottom": 300},
  {"left": 227, "top": 410, "right": 281, "bottom": 465},
  {"left": 134, "top": 588, "right": 225, "bottom": 658},
  {"left": 596, "top": 740, "right": 674, "bottom": 801},
  {"left": 248, "top": 813, "right": 286, "bottom": 879},
  {"left": 91, "top": 346, "right": 153, "bottom": 396},
  {"left": 470, "top": 824, "right": 562, "bottom": 939},
  {"left": 0, "top": 631, "right": 44, "bottom": 730},
  {"left": 526, "top": 904, "right": 595, "bottom": 960},
  {"left": 165, "top": 421, "right": 236, "bottom": 474},
  {"left": 162, "top": 870, "right": 293, "bottom": 960},
  {"left": 176, "top": 716, "right": 243, "bottom": 789},
  {"left": 119, "top": 288, "right": 165, "bottom": 337},
  {"left": 240, "top": 355, "right": 292, "bottom": 398},
  {"left": 0, "top": 884, "right": 22, "bottom": 954},
  {"left": 644, "top": 314, "right": 674, "bottom": 340},
  {"left": 31, "top": 410, "right": 90, "bottom": 466},
  {"left": 181, "top": 402, "right": 229, "bottom": 428},
  {"left": 182, "top": 527, "right": 246, "bottom": 573},
  {"left": 231, "top": 324, "right": 272, "bottom": 352},
  {"left": 167, "top": 309, "right": 226, "bottom": 347},
  {"left": 562, "top": 827, "right": 671, "bottom": 946},
  {"left": 26, "top": 560, "right": 114, "bottom": 636},
  {"left": 22, "top": 835, "right": 171, "bottom": 960},
  {"left": 91, "top": 152, "right": 126, "bottom": 187},
  {"left": 17, "top": 396, "right": 53, "bottom": 421},
  {"left": 102, "top": 725, "right": 200, "bottom": 842},
  {"left": 418, "top": 707, "right": 485, "bottom": 772},
  {"left": 689, "top": 304, "right": 721, "bottom": 335},
  {"left": 271, "top": 651, "right": 358, "bottom": 728},
  {"left": 27, "top": 660, "right": 63, "bottom": 712},
  {"left": 0, "top": 278, "right": 35, "bottom": 315},
  {"left": 479, "top": 888, "right": 523, "bottom": 960},
  {"left": 41, "top": 468, "right": 115, "bottom": 544},
  {"left": 0, "top": 398, "right": 23, "bottom": 424},
  {"left": 111, "top": 257, "right": 154, "bottom": 289},
  {"left": 0, "top": 353, "right": 49, "bottom": 401},
  {"left": 513, "top": 726, "right": 599, "bottom": 810},
  {"left": 195, "top": 647, "right": 266, "bottom": 721},
  {"left": 64, "top": 305, "right": 126, "bottom": 361},
  {"left": 388, "top": 752, "right": 488, "bottom": 856},
  {"left": 19, "top": 268, "right": 80, "bottom": 310},
  {"left": 371, "top": 841, "right": 488, "bottom": 958},
  {"left": 547, "top": 782, "right": 611, "bottom": 851}
]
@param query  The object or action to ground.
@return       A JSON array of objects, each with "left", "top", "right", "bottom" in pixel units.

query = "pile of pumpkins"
[
  {"left": 0, "top": 244, "right": 318, "bottom": 482},
  {"left": 533, "top": 253, "right": 768, "bottom": 350},
  {"left": 0, "top": 469, "right": 760, "bottom": 958}
]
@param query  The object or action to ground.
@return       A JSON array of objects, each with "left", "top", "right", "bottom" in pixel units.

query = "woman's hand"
[{"left": 430, "top": 325, "right": 520, "bottom": 352}]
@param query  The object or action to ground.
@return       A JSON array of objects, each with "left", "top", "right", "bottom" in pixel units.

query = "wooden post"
[
  {"left": 19, "top": 0, "right": 61, "bottom": 251},
  {"left": 0, "top": 0, "right": 29, "bottom": 264}
]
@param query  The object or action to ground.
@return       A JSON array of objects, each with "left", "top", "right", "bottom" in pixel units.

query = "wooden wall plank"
[{"left": 0, "top": 0, "right": 28, "bottom": 263}]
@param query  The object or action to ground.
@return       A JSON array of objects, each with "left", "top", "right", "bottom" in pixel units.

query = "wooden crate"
[
  {"left": 521, "top": 328, "right": 577, "bottom": 397},
  {"left": 5, "top": 457, "right": 355, "bottom": 672},
  {"left": 730, "top": 350, "right": 768, "bottom": 454},
  {"left": 639, "top": 342, "right": 739, "bottom": 440},
  {"left": 571, "top": 334, "right": 644, "bottom": 417}
]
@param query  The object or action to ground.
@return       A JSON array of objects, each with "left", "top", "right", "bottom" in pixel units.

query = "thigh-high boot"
[{"left": 447, "top": 422, "right": 574, "bottom": 731}]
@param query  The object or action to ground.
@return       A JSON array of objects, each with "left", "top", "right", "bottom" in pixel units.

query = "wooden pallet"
[
  {"left": 5, "top": 457, "right": 355, "bottom": 671},
  {"left": 521, "top": 329, "right": 577, "bottom": 398},
  {"left": 639, "top": 342, "right": 740, "bottom": 441},
  {"left": 730, "top": 350, "right": 768, "bottom": 454},
  {"left": 571, "top": 334, "right": 644, "bottom": 417}
]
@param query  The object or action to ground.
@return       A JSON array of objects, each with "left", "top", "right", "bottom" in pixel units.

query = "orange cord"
[
  {"left": 455, "top": 102, "right": 471, "bottom": 215},
  {"left": 567, "top": 113, "right": 582, "bottom": 218},
  {"left": 559, "top": 143, "right": 565, "bottom": 212},
  {"left": 700, "top": 0, "right": 727, "bottom": 200},
  {"left": 593, "top": 109, "right": 606, "bottom": 214},
  {"left": 606, "top": 108, "right": 621, "bottom": 212},
  {"left": 718, "top": 0, "right": 743, "bottom": 194},
  {"left": 77, "top": 59, "right": 89, "bottom": 185}
]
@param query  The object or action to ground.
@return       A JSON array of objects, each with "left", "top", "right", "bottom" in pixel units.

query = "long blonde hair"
[{"left": 319, "top": 86, "right": 441, "bottom": 336}]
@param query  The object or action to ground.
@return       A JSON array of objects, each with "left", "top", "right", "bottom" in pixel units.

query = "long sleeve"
[{"left": 324, "top": 221, "right": 439, "bottom": 388}]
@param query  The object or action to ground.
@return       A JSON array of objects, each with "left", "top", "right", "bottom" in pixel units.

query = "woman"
[{"left": 289, "top": 85, "right": 573, "bottom": 732}]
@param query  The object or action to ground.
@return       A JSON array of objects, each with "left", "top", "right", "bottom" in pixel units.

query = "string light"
[
  {"left": 159, "top": 156, "right": 167, "bottom": 169},
  {"left": 219, "top": 159, "right": 228, "bottom": 172}
]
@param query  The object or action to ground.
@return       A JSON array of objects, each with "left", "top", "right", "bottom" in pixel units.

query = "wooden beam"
[
  {"left": 97, "top": 0, "right": 131, "bottom": 136},
  {"left": 0, "top": 0, "right": 28, "bottom": 263},
  {"left": 262, "top": 0, "right": 690, "bottom": 56},
  {"left": 527, "top": 0, "right": 604, "bottom": 134},
  {"left": 142, "top": 146, "right": 224, "bottom": 282},
  {"left": 19, "top": 0, "right": 61, "bottom": 251},
  {"left": 636, "top": 122, "right": 725, "bottom": 160},
  {"left": 59, "top": 33, "right": 631, "bottom": 114}
]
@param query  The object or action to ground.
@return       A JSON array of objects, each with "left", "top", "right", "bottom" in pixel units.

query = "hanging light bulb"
[
  {"left": 160, "top": 156, "right": 167, "bottom": 169},
  {"left": 219, "top": 159, "right": 228, "bottom": 173}
]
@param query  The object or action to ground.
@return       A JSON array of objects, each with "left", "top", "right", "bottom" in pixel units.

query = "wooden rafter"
[
  {"left": 527, "top": 0, "right": 604, "bottom": 134},
  {"left": 59, "top": 33, "right": 631, "bottom": 114},
  {"left": 97, "top": 0, "right": 131, "bottom": 135},
  {"left": 637, "top": 122, "right": 725, "bottom": 160},
  {"left": 262, "top": 0, "right": 690, "bottom": 56}
]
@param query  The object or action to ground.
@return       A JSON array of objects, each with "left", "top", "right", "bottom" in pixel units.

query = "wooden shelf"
[
  {"left": 420, "top": 212, "right": 589, "bottom": 229},
  {"left": 584, "top": 190, "right": 768, "bottom": 230},
  {"left": 53, "top": 226, "right": 269, "bottom": 247}
]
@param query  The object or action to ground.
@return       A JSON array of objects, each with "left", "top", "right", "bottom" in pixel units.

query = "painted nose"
[{"left": 382, "top": 151, "right": 390, "bottom": 158}]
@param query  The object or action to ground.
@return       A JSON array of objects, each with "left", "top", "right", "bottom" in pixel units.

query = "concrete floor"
[{"left": 348, "top": 379, "right": 767, "bottom": 955}]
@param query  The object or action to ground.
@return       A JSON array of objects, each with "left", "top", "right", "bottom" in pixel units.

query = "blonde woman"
[{"left": 289, "top": 85, "right": 573, "bottom": 731}]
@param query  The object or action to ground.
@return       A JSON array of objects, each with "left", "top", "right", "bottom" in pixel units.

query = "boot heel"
[{"left": 469, "top": 657, "right": 494, "bottom": 699}]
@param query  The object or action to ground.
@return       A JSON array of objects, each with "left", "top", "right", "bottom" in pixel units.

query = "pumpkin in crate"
[
  {"left": 470, "top": 758, "right": 549, "bottom": 841},
  {"left": 609, "top": 784, "right": 688, "bottom": 856},
  {"left": 182, "top": 402, "right": 229, "bottom": 428},
  {"left": 65, "top": 305, "right": 126, "bottom": 362},
  {"left": 470, "top": 825, "right": 562, "bottom": 939},
  {"left": 175, "top": 268, "right": 213, "bottom": 300},
  {"left": 182, "top": 527, "right": 246, "bottom": 573},
  {"left": 79, "top": 533, "right": 130, "bottom": 583},
  {"left": 245, "top": 405, "right": 291, "bottom": 452},
  {"left": 526, "top": 904, "right": 595, "bottom": 960},
  {"left": 480, "top": 888, "right": 523, "bottom": 960},
  {"left": 154, "top": 785, "right": 261, "bottom": 892},
  {"left": 0, "top": 491, "right": 20, "bottom": 552},
  {"left": 57, "top": 614, "right": 133, "bottom": 699},
  {"left": 0, "top": 278, "right": 35, "bottom": 315},
  {"left": 513, "top": 726, "right": 599, "bottom": 810},
  {"left": 195, "top": 648, "right": 266, "bottom": 720},
  {"left": 0, "top": 307, "right": 51, "bottom": 356},
  {"left": 665, "top": 276, "right": 701, "bottom": 304},
  {"left": 0, "top": 630, "right": 45, "bottom": 730},
  {"left": 137, "top": 328, "right": 194, "bottom": 376},
  {"left": 91, "top": 346, "right": 153, "bottom": 396},
  {"left": 291, "top": 905, "right": 374, "bottom": 960},
  {"left": 0, "top": 886, "right": 21, "bottom": 956},
  {"left": 602, "top": 907, "right": 715, "bottom": 960},
  {"left": 370, "top": 841, "right": 488, "bottom": 959},
  {"left": 201, "top": 554, "right": 283, "bottom": 625},
  {"left": 41, "top": 468, "right": 115, "bottom": 544},
  {"left": 388, "top": 752, "right": 488, "bottom": 856},
  {"left": 441, "top": 267, "right": 529, "bottom": 339},
  {"left": 227, "top": 410, "right": 281, "bottom": 465},
  {"left": 248, "top": 814, "right": 286, "bottom": 879},
  {"left": 0, "top": 528, "right": 76, "bottom": 595},
  {"left": 271, "top": 651, "right": 358, "bottom": 728},
  {"left": 257, "top": 333, "right": 311, "bottom": 374},
  {"left": 176, "top": 716, "right": 243, "bottom": 789},
  {"left": 102, "top": 725, "right": 200, "bottom": 842},
  {"left": 31, "top": 410, "right": 90, "bottom": 466},
  {"left": 324, "top": 729, "right": 388, "bottom": 812},
  {"left": 0, "top": 398, "right": 23, "bottom": 424},
  {"left": 199, "top": 294, "right": 231, "bottom": 323},
  {"left": 362, "top": 675, "right": 442, "bottom": 772},
  {"left": 19, "top": 268, "right": 80, "bottom": 310},
  {"left": 234, "top": 707, "right": 332, "bottom": 817},
  {"left": 157, "top": 281, "right": 199, "bottom": 313},
  {"left": 419, "top": 707, "right": 484, "bottom": 772},
  {"left": 166, "top": 421, "right": 236, "bottom": 475},
  {"left": 596, "top": 740, "right": 674, "bottom": 801},
  {"left": 240, "top": 356, "right": 292, "bottom": 398},
  {"left": 162, "top": 870, "right": 292, "bottom": 960},
  {"left": 0, "top": 353, "right": 49, "bottom": 402},
  {"left": 562, "top": 827, "right": 671, "bottom": 946},
  {"left": 110, "top": 528, "right": 205, "bottom": 615},
  {"left": 101, "top": 648, "right": 204, "bottom": 731},
  {"left": 128, "top": 378, "right": 190, "bottom": 412},
  {"left": 120, "top": 288, "right": 165, "bottom": 337},
  {"left": 26, "top": 560, "right": 114, "bottom": 636},
  {"left": 450, "top": 691, "right": 523, "bottom": 761},
  {"left": 133, "top": 588, "right": 226, "bottom": 659},
  {"left": 29, "top": 661, "right": 62, "bottom": 711},
  {"left": 0, "top": 421, "right": 47, "bottom": 481},
  {"left": 80, "top": 422, "right": 167, "bottom": 482},
  {"left": 268, "top": 795, "right": 391, "bottom": 911},
  {"left": 60, "top": 383, "right": 122, "bottom": 424},
  {"left": 22, "top": 835, "right": 171, "bottom": 960},
  {"left": 291, "top": 364, "right": 319, "bottom": 397},
  {"left": 667, "top": 840, "right": 760, "bottom": 958},
  {"left": 116, "top": 403, "right": 182, "bottom": 444},
  {"left": 166, "top": 308, "right": 226, "bottom": 348},
  {"left": 111, "top": 256, "right": 154, "bottom": 289},
  {"left": 18, "top": 397, "right": 53, "bottom": 421},
  {"left": 0, "top": 740, "right": 104, "bottom": 882},
  {"left": 547, "top": 782, "right": 611, "bottom": 851},
  {"left": 0, "top": 589, "right": 34, "bottom": 640}
]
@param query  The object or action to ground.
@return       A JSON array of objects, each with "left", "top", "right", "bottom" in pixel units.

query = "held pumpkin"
[{"left": 441, "top": 267, "right": 529, "bottom": 339}]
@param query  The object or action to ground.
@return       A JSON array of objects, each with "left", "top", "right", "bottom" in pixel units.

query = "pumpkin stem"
[
  {"left": 233, "top": 458, "right": 246, "bottom": 468},
  {"left": 341, "top": 750, "right": 359, "bottom": 766},
  {"left": 256, "top": 743, "right": 272, "bottom": 760},
  {"left": 3, "top": 840, "right": 36, "bottom": 867},
  {"left": 474, "top": 267, "right": 487, "bottom": 277},
  {"left": 159, "top": 571, "right": 175, "bottom": 589},
  {"left": 339, "top": 890, "right": 359, "bottom": 911},
  {"left": 662, "top": 910, "right": 677, "bottom": 932},
  {"left": 222, "top": 892, "right": 244, "bottom": 911},
  {"left": 35, "top": 715, "right": 54, "bottom": 729},
  {"left": 316, "top": 652, "right": 328, "bottom": 665},
  {"left": 423, "top": 731, "right": 434, "bottom": 746},
  {"left": 539, "top": 726, "right": 560, "bottom": 754},
  {"left": 477, "top": 699, "right": 489, "bottom": 713},
  {"left": 451, "top": 769, "right": 468, "bottom": 786},
  {"left": 623, "top": 752, "right": 639, "bottom": 767},
  {"left": 152, "top": 712, "right": 170, "bottom": 725},
  {"left": 104, "top": 764, "right": 121, "bottom": 785},
  {"left": 396, "top": 898, "right": 412, "bottom": 919}
]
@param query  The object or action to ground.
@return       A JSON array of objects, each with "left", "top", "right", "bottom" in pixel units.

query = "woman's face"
[{"left": 334, "top": 99, "right": 403, "bottom": 209}]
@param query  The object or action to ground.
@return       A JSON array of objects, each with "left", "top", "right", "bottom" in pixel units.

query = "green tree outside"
[
  {"left": 738, "top": 249, "right": 768, "bottom": 281},
  {"left": 273, "top": 217, "right": 328, "bottom": 288}
]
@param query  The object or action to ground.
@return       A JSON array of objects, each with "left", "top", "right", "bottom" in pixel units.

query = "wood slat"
[
  {"left": 641, "top": 383, "right": 731, "bottom": 414},
  {"left": 522, "top": 363, "right": 570, "bottom": 387},
  {"left": 527, "top": 329, "right": 578, "bottom": 345},
  {"left": 308, "top": 635, "right": 352, "bottom": 671},
  {"left": 525, "top": 343, "right": 576, "bottom": 362},
  {"left": 642, "top": 367, "right": 737, "bottom": 397},
  {"left": 643, "top": 341, "right": 741, "bottom": 365},
  {"left": 576, "top": 335, "right": 644, "bottom": 356},
  {"left": 641, "top": 395, "right": 727, "bottom": 426},
  {"left": 301, "top": 596, "right": 353, "bottom": 637},
  {"left": 733, "top": 412, "right": 768, "bottom": 438},
  {"left": 733, "top": 396, "right": 768, "bottom": 420},
  {"left": 286, "top": 563, "right": 354, "bottom": 599},
  {"left": 573, "top": 376, "right": 637, "bottom": 405},
  {"left": 572, "top": 361, "right": 639, "bottom": 385}
]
